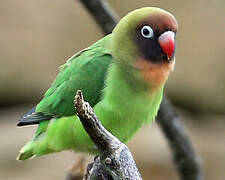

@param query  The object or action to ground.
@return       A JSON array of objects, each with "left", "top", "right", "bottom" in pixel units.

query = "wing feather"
[{"left": 18, "top": 35, "right": 113, "bottom": 126}]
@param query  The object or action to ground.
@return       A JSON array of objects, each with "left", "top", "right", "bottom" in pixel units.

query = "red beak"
[{"left": 158, "top": 31, "right": 175, "bottom": 60}]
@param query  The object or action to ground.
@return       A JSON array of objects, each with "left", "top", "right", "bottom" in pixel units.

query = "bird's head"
[{"left": 111, "top": 7, "right": 178, "bottom": 89}]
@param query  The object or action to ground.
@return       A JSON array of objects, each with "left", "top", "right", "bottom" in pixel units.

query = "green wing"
[
  {"left": 18, "top": 35, "right": 113, "bottom": 126},
  {"left": 37, "top": 35, "right": 113, "bottom": 116}
]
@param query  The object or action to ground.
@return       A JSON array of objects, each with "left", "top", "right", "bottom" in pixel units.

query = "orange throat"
[{"left": 135, "top": 57, "right": 175, "bottom": 90}]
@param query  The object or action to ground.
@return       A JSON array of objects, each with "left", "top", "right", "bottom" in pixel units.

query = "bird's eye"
[{"left": 141, "top": 25, "right": 154, "bottom": 38}]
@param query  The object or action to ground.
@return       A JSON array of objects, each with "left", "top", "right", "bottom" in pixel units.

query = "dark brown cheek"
[{"left": 135, "top": 34, "right": 166, "bottom": 63}]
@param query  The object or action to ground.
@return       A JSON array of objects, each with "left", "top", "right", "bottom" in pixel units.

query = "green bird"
[{"left": 17, "top": 7, "right": 178, "bottom": 160}]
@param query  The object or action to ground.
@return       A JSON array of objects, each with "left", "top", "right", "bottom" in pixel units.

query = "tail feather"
[
  {"left": 17, "top": 106, "right": 52, "bottom": 127},
  {"left": 17, "top": 119, "right": 51, "bottom": 161},
  {"left": 17, "top": 116, "right": 78, "bottom": 160},
  {"left": 17, "top": 141, "right": 34, "bottom": 161}
]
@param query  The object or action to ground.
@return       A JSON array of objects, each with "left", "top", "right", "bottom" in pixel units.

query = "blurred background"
[{"left": 0, "top": 0, "right": 224, "bottom": 179}]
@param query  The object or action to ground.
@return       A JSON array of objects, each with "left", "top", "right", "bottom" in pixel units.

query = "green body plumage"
[{"left": 17, "top": 7, "right": 178, "bottom": 160}]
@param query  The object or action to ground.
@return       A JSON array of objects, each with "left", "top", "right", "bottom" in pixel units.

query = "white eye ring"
[{"left": 141, "top": 25, "right": 154, "bottom": 38}]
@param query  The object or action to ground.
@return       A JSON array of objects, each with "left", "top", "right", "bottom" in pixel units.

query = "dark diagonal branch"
[
  {"left": 74, "top": 90, "right": 143, "bottom": 180},
  {"left": 157, "top": 98, "right": 204, "bottom": 180},
  {"left": 77, "top": 1, "right": 204, "bottom": 180},
  {"left": 79, "top": 0, "right": 119, "bottom": 34}
]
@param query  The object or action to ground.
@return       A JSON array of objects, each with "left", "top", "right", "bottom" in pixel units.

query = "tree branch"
[
  {"left": 79, "top": 0, "right": 119, "bottom": 34},
  {"left": 74, "top": 90, "right": 143, "bottom": 180},
  {"left": 75, "top": 90, "right": 120, "bottom": 152},
  {"left": 157, "top": 98, "right": 204, "bottom": 180},
  {"left": 77, "top": 1, "right": 204, "bottom": 180}
]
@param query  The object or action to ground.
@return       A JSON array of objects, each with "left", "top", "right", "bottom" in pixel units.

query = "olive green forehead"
[{"left": 113, "top": 7, "right": 178, "bottom": 35}]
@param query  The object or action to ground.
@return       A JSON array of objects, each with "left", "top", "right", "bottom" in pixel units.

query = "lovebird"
[{"left": 17, "top": 7, "right": 178, "bottom": 160}]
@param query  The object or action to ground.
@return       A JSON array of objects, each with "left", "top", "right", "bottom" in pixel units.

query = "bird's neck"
[{"left": 103, "top": 62, "right": 164, "bottom": 101}]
